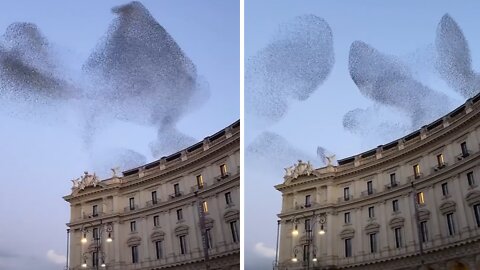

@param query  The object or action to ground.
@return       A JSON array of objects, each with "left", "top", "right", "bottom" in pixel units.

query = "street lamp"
[
  {"left": 79, "top": 220, "right": 113, "bottom": 269},
  {"left": 290, "top": 211, "right": 326, "bottom": 269}
]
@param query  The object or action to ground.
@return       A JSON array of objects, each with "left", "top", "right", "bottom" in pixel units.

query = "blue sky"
[
  {"left": 245, "top": 1, "right": 480, "bottom": 269},
  {"left": 0, "top": 1, "right": 238, "bottom": 269}
]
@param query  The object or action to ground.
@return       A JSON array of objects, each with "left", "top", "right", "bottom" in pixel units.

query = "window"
[
  {"left": 129, "top": 197, "right": 135, "bottom": 210},
  {"left": 461, "top": 142, "right": 469, "bottom": 157},
  {"left": 344, "top": 238, "right": 352, "bottom": 257},
  {"left": 92, "top": 228, "right": 99, "bottom": 240},
  {"left": 441, "top": 183, "right": 449, "bottom": 196},
  {"left": 230, "top": 220, "right": 239, "bottom": 243},
  {"left": 367, "top": 181, "right": 373, "bottom": 195},
  {"left": 152, "top": 191, "right": 158, "bottom": 204},
  {"left": 416, "top": 192, "right": 425, "bottom": 205},
  {"left": 92, "top": 205, "right": 98, "bottom": 217},
  {"left": 420, "top": 221, "right": 428, "bottom": 243},
  {"left": 344, "top": 187, "right": 350, "bottom": 201},
  {"left": 155, "top": 241, "right": 163, "bottom": 259},
  {"left": 390, "top": 173, "right": 397, "bottom": 186},
  {"left": 474, "top": 204, "right": 480, "bottom": 227},
  {"left": 131, "top": 245, "right": 139, "bottom": 263},
  {"left": 220, "top": 164, "right": 228, "bottom": 177},
  {"left": 130, "top": 221, "right": 136, "bottom": 232},
  {"left": 394, "top": 228, "right": 403, "bottom": 248},
  {"left": 369, "top": 233, "right": 377, "bottom": 253},
  {"left": 305, "top": 195, "right": 311, "bottom": 207},
  {"left": 303, "top": 245, "right": 309, "bottom": 262},
  {"left": 92, "top": 251, "right": 98, "bottom": 267},
  {"left": 437, "top": 154, "right": 445, "bottom": 167},
  {"left": 174, "top": 183, "right": 180, "bottom": 196},
  {"left": 202, "top": 201, "right": 209, "bottom": 213},
  {"left": 413, "top": 164, "right": 421, "bottom": 178},
  {"left": 153, "top": 215, "right": 160, "bottom": 227},
  {"left": 177, "top": 209, "right": 183, "bottom": 221},
  {"left": 179, "top": 235, "right": 187, "bottom": 254},
  {"left": 205, "top": 229, "right": 213, "bottom": 249},
  {"left": 344, "top": 212, "right": 351, "bottom": 224},
  {"left": 368, "top": 206, "right": 375, "bottom": 218},
  {"left": 447, "top": 213, "right": 456, "bottom": 235},
  {"left": 304, "top": 219, "right": 311, "bottom": 232},
  {"left": 225, "top": 192, "right": 233, "bottom": 205},
  {"left": 197, "top": 175, "right": 204, "bottom": 189},
  {"left": 392, "top": 200, "right": 399, "bottom": 212},
  {"left": 467, "top": 172, "right": 475, "bottom": 186}
]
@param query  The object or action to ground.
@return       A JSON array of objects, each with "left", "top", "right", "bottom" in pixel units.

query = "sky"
[
  {"left": 244, "top": 1, "right": 480, "bottom": 269},
  {"left": 0, "top": 1, "right": 238, "bottom": 269}
]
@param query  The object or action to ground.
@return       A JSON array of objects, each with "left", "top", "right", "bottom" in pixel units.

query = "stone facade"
[
  {"left": 64, "top": 121, "right": 240, "bottom": 270},
  {"left": 275, "top": 96, "right": 480, "bottom": 270}
]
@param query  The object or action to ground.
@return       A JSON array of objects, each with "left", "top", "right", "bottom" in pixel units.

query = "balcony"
[
  {"left": 408, "top": 173, "right": 423, "bottom": 181},
  {"left": 432, "top": 163, "right": 447, "bottom": 172},
  {"left": 294, "top": 202, "right": 316, "bottom": 210},
  {"left": 190, "top": 182, "right": 208, "bottom": 193},
  {"left": 169, "top": 192, "right": 183, "bottom": 200},
  {"left": 385, "top": 182, "right": 399, "bottom": 190},
  {"left": 361, "top": 189, "right": 376, "bottom": 197},
  {"left": 457, "top": 151, "right": 471, "bottom": 160},
  {"left": 124, "top": 205, "right": 138, "bottom": 213},
  {"left": 215, "top": 172, "right": 230, "bottom": 181},
  {"left": 146, "top": 200, "right": 160, "bottom": 207},
  {"left": 82, "top": 212, "right": 104, "bottom": 219},
  {"left": 337, "top": 195, "right": 353, "bottom": 203}
]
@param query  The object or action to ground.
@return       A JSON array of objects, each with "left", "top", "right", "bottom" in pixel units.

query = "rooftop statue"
[
  {"left": 284, "top": 160, "right": 314, "bottom": 180},
  {"left": 71, "top": 171, "right": 100, "bottom": 191}
]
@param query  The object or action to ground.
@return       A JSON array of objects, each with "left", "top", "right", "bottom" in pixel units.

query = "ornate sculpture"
[
  {"left": 71, "top": 171, "right": 100, "bottom": 191},
  {"left": 325, "top": 154, "right": 336, "bottom": 166},
  {"left": 284, "top": 160, "right": 314, "bottom": 180}
]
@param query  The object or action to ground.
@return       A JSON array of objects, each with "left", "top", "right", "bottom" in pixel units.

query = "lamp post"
[
  {"left": 290, "top": 211, "right": 326, "bottom": 270},
  {"left": 80, "top": 220, "right": 113, "bottom": 269}
]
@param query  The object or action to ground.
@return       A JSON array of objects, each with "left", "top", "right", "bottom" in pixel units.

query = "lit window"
[
  {"left": 344, "top": 212, "right": 351, "bottom": 224},
  {"left": 392, "top": 200, "right": 399, "bottom": 212},
  {"left": 179, "top": 235, "right": 187, "bottom": 254},
  {"left": 413, "top": 164, "right": 421, "bottom": 178},
  {"left": 394, "top": 228, "right": 402, "bottom": 248},
  {"left": 155, "top": 241, "right": 163, "bottom": 259},
  {"left": 202, "top": 201, "right": 209, "bottom": 213},
  {"left": 305, "top": 195, "right": 311, "bottom": 207},
  {"left": 467, "top": 172, "right": 475, "bottom": 186},
  {"left": 131, "top": 245, "right": 139, "bottom": 263},
  {"left": 420, "top": 221, "right": 428, "bottom": 243},
  {"left": 437, "top": 154, "right": 445, "bottom": 167},
  {"left": 416, "top": 192, "right": 425, "bottom": 205},
  {"left": 130, "top": 221, "right": 136, "bottom": 232},
  {"left": 368, "top": 206, "right": 375, "bottom": 218},
  {"left": 441, "top": 183, "right": 449, "bottom": 196},
  {"left": 447, "top": 213, "right": 456, "bottom": 235},
  {"left": 177, "top": 209, "right": 183, "bottom": 221},
  {"left": 220, "top": 164, "right": 228, "bottom": 177},
  {"left": 153, "top": 215, "right": 159, "bottom": 227},
  {"left": 225, "top": 192, "right": 233, "bottom": 205},
  {"left": 196, "top": 175, "right": 204, "bottom": 189},
  {"left": 369, "top": 233, "right": 377, "bottom": 253},
  {"left": 345, "top": 238, "right": 352, "bottom": 257}
]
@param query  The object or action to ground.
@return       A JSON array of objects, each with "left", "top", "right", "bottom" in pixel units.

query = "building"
[
  {"left": 275, "top": 96, "right": 480, "bottom": 270},
  {"left": 64, "top": 120, "right": 240, "bottom": 270}
]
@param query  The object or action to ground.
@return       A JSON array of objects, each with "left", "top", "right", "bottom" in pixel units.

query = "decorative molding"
[{"left": 439, "top": 201, "right": 457, "bottom": 215}]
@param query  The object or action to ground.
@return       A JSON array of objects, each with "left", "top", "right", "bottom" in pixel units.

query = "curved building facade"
[
  {"left": 275, "top": 96, "right": 480, "bottom": 270},
  {"left": 64, "top": 121, "right": 240, "bottom": 270}
]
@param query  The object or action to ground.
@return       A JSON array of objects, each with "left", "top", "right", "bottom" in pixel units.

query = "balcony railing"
[
  {"left": 146, "top": 200, "right": 160, "bottom": 207},
  {"left": 432, "top": 163, "right": 448, "bottom": 172},
  {"left": 190, "top": 182, "right": 208, "bottom": 193},
  {"left": 385, "top": 182, "right": 399, "bottom": 190},
  {"left": 124, "top": 205, "right": 138, "bottom": 213},
  {"left": 82, "top": 212, "right": 104, "bottom": 219},
  {"left": 169, "top": 192, "right": 183, "bottom": 200},
  {"left": 215, "top": 172, "right": 231, "bottom": 181},
  {"left": 408, "top": 173, "right": 424, "bottom": 181},
  {"left": 337, "top": 195, "right": 353, "bottom": 203},
  {"left": 457, "top": 151, "right": 471, "bottom": 160},
  {"left": 294, "top": 202, "right": 316, "bottom": 210},
  {"left": 361, "top": 189, "right": 376, "bottom": 197}
]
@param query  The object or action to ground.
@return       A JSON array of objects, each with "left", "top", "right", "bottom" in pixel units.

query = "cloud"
[
  {"left": 46, "top": 250, "right": 66, "bottom": 265},
  {"left": 254, "top": 242, "right": 276, "bottom": 258}
]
